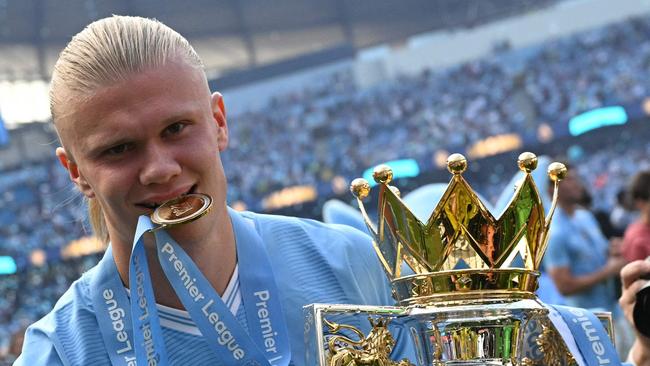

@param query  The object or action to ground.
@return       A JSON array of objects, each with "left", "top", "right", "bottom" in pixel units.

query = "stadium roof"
[{"left": 0, "top": 0, "right": 555, "bottom": 81}]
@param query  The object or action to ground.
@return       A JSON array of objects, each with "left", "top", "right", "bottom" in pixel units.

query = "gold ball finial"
[
  {"left": 517, "top": 152, "right": 538, "bottom": 173},
  {"left": 547, "top": 162, "right": 568, "bottom": 182},
  {"left": 447, "top": 153, "right": 467, "bottom": 174},
  {"left": 389, "top": 186, "right": 401, "bottom": 197},
  {"left": 373, "top": 164, "right": 393, "bottom": 184},
  {"left": 350, "top": 178, "right": 371, "bottom": 199}
]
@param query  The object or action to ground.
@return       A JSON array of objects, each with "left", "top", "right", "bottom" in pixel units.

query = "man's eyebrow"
[{"left": 161, "top": 109, "right": 200, "bottom": 125}]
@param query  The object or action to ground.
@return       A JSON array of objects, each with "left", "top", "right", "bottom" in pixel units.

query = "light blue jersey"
[
  {"left": 543, "top": 207, "right": 617, "bottom": 313},
  {"left": 16, "top": 210, "right": 394, "bottom": 366}
]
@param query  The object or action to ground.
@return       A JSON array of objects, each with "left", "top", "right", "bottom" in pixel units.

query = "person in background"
[
  {"left": 7, "top": 327, "right": 25, "bottom": 363},
  {"left": 622, "top": 171, "right": 650, "bottom": 262},
  {"left": 583, "top": 188, "right": 625, "bottom": 239},
  {"left": 543, "top": 167, "right": 631, "bottom": 356},
  {"left": 612, "top": 189, "right": 638, "bottom": 236}
]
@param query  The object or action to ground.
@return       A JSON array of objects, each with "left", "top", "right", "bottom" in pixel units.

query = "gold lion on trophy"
[{"left": 325, "top": 317, "right": 413, "bottom": 366}]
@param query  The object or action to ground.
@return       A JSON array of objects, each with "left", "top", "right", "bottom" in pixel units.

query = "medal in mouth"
[{"left": 150, "top": 193, "right": 213, "bottom": 227}]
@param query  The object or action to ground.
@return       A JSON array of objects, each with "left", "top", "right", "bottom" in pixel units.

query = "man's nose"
[{"left": 139, "top": 144, "right": 181, "bottom": 186}]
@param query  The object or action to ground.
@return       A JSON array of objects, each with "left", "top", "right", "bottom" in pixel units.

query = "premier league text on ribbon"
[
  {"left": 566, "top": 307, "right": 614, "bottom": 365},
  {"left": 102, "top": 289, "right": 137, "bottom": 365},
  {"left": 160, "top": 242, "right": 247, "bottom": 360},
  {"left": 254, "top": 290, "right": 284, "bottom": 364},
  {"left": 133, "top": 253, "right": 160, "bottom": 365}
]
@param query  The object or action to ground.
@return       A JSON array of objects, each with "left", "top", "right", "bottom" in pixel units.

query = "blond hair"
[{"left": 51, "top": 15, "right": 204, "bottom": 243}]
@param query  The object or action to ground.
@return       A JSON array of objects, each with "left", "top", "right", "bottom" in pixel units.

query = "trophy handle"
[{"left": 536, "top": 162, "right": 567, "bottom": 268}]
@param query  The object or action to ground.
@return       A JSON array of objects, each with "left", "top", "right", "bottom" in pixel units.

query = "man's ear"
[
  {"left": 211, "top": 91, "right": 228, "bottom": 152},
  {"left": 56, "top": 147, "right": 95, "bottom": 198}
]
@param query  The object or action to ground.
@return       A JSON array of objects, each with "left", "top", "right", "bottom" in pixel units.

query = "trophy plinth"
[{"left": 305, "top": 153, "right": 617, "bottom": 365}]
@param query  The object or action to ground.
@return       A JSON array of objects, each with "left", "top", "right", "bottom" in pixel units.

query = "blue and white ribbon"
[
  {"left": 547, "top": 304, "right": 622, "bottom": 366},
  {"left": 92, "top": 208, "right": 291, "bottom": 365}
]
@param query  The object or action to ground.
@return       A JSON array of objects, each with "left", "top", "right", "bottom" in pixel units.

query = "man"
[
  {"left": 622, "top": 171, "right": 650, "bottom": 262},
  {"left": 16, "top": 16, "right": 392, "bottom": 365},
  {"left": 543, "top": 168, "right": 631, "bottom": 354},
  {"left": 544, "top": 168, "right": 624, "bottom": 309}
]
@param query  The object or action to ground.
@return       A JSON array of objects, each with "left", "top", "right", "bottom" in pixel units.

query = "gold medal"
[{"left": 151, "top": 193, "right": 213, "bottom": 227}]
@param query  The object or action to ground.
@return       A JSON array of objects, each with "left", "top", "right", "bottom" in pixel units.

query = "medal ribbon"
[
  {"left": 129, "top": 217, "right": 170, "bottom": 365},
  {"left": 91, "top": 246, "right": 138, "bottom": 366},
  {"left": 92, "top": 209, "right": 291, "bottom": 366},
  {"left": 547, "top": 305, "right": 622, "bottom": 366}
]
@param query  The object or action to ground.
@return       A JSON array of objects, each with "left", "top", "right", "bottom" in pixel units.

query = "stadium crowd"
[
  {"left": 3, "top": 13, "right": 650, "bottom": 363},
  {"left": 0, "top": 162, "right": 87, "bottom": 257},
  {"left": 226, "top": 15, "right": 650, "bottom": 207}
]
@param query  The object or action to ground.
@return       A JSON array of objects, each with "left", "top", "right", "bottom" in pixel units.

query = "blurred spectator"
[
  {"left": 611, "top": 189, "right": 638, "bottom": 236},
  {"left": 6, "top": 326, "right": 26, "bottom": 364},
  {"left": 542, "top": 168, "right": 632, "bottom": 356},
  {"left": 544, "top": 169, "right": 624, "bottom": 308},
  {"left": 622, "top": 171, "right": 650, "bottom": 262},
  {"left": 583, "top": 188, "right": 625, "bottom": 240}
]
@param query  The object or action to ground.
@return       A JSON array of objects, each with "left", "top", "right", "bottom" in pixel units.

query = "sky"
[{"left": 0, "top": 80, "right": 51, "bottom": 127}]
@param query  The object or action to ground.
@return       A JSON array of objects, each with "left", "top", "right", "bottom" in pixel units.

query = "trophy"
[{"left": 304, "top": 152, "right": 616, "bottom": 366}]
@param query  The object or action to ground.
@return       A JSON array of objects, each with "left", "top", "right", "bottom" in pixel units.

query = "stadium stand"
[{"left": 223, "top": 14, "right": 650, "bottom": 210}]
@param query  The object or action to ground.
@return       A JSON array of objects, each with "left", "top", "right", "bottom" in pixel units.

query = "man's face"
[
  {"left": 557, "top": 170, "right": 584, "bottom": 205},
  {"left": 55, "top": 58, "right": 228, "bottom": 246}
]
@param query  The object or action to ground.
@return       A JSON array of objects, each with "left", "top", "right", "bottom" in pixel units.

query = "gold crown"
[{"left": 350, "top": 152, "right": 567, "bottom": 306}]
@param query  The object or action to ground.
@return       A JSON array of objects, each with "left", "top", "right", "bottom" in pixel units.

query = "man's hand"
[
  {"left": 620, "top": 260, "right": 650, "bottom": 328},
  {"left": 619, "top": 260, "right": 650, "bottom": 365}
]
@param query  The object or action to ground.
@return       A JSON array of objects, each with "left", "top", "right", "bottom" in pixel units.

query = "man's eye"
[
  {"left": 165, "top": 122, "right": 186, "bottom": 136},
  {"left": 105, "top": 144, "right": 130, "bottom": 156}
]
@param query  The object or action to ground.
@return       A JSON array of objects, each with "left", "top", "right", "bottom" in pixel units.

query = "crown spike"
[
  {"left": 389, "top": 186, "right": 401, "bottom": 197},
  {"left": 547, "top": 162, "right": 568, "bottom": 182},
  {"left": 447, "top": 153, "right": 467, "bottom": 175},
  {"left": 373, "top": 165, "right": 393, "bottom": 184},
  {"left": 517, "top": 152, "right": 538, "bottom": 173},
  {"left": 544, "top": 162, "right": 568, "bottom": 229},
  {"left": 350, "top": 178, "right": 371, "bottom": 200},
  {"left": 350, "top": 179, "right": 377, "bottom": 237},
  {"left": 350, "top": 178, "right": 402, "bottom": 280},
  {"left": 536, "top": 162, "right": 568, "bottom": 268}
]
